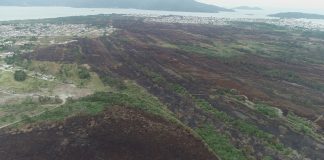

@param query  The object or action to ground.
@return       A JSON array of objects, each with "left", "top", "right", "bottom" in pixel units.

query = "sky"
[{"left": 197, "top": 0, "right": 324, "bottom": 10}]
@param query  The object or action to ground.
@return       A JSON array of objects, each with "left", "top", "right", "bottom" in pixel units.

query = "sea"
[{"left": 0, "top": 6, "right": 324, "bottom": 25}]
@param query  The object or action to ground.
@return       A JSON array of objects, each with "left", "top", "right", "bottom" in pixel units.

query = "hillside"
[
  {"left": 0, "top": 0, "right": 232, "bottom": 13},
  {"left": 269, "top": 12, "right": 324, "bottom": 19},
  {"left": 0, "top": 107, "right": 218, "bottom": 160},
  {"left": 1, "top": 15, "right": 324, "bottom": 159},
  {"left": 233, "top": 6, "right": 262, "bottom": 10}
]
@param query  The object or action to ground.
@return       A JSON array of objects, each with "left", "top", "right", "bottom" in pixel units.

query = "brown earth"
[{"left": 0, "top": 107, "right": 218, "bottom": 160}]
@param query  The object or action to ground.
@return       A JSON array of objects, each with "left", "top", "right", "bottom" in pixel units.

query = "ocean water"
[{"left": 0, "top": 6, "right": 324, "bottom": 25}]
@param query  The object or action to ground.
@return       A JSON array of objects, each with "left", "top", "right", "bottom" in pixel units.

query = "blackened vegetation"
[
  {"left": 0, "top": 107, "right": 218, "bottom": 160},
  {"left": 23, "top": 16, "right": 324, "bottom": 159}
]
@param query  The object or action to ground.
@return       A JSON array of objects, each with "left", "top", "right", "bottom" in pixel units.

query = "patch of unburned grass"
[
  {"left": 28, "top": 61, "right": 61, "bottom": 75},
  {"left": 196, "top": 125, "right": 248, "bottom": 160},
  {"left": 0, "top": 71, "right": 55, "bottom": 93},
  {"left": 255, "top": 103, "right": 280, "bottom": 118},
  {"left": 86, "top": 72, "right": 109, "bottom": 92},
  {"left": 0, "top": 97, "right": 54, "bottom": 126},
  {"left": 287, "top": 112, "right": 323, "bottom": 141},
  {"left": 17, "top": 81, "right": 180, "bottom": 126},
  {"left": 29, "top": 61, "right": 108, "bottom": 91}
]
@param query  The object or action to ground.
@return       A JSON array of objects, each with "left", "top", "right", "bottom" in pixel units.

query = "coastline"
[{"left": 0, "top": 6, "right": 324, "bottom": 30}]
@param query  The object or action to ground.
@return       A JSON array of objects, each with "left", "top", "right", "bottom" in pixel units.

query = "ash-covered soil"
[
  {"left": 0, "top": 107, "right": 217, "bottom": 160},
  {"left": 23, "top": 15, "right": 324, "bottom": 159}
]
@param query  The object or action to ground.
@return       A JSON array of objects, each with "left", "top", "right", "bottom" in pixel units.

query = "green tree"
[
  {"left": 4, "top": 56, "right": 15, "bottom": 65},
  {"left": 14, "top": 70, "right": 27, "bottom": 82}
]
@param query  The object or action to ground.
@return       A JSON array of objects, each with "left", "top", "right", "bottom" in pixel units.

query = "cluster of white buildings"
[
  {"left": 0, "top": 23, "right": 115, "bottom": 56},
  {"left": 143, "top": 15, "right": 324, "bottom": 31},
  {"left": 0, "top": 22, "right": 116, "bottom": 84},
  {"left": 0, "top": 23, "right": 114, "bottom": 38},
  {"left": 144, "top": 16, "right": 230, "bottom": 25}
]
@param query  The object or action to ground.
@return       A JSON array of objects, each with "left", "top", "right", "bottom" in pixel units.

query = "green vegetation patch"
[
  {"left": 195, "top": 98, "right": 290, "bottom": 154},
  {"left": 255, "top": 103, "right": 280, "bottom": 118},
  {"left": 4, "top": 54, "right": 24, "bottom": 65},
  {"left": 18, "top": 81, "right": 179, "bottom": 126},
  {"left": 77, "top": 66, "right": 91, "bottom": 79},
  {"left": 287, "top": 112, "right": 322, "bottom": 140},
  {"left": 28, "top": 61, "right": 106, "bottom": 91},
  {"left": 0, "top": 97, "right": 54, "bottom": 126},
  {"left": 0, "top": 71, "right": 55, "bottom": 93},
  {"left": 196, "top": 125, "right": 248, "bottom": 160}
]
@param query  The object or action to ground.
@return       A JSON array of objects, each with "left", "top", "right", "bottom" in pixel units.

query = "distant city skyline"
[{"left": 197, "top": 0, "right": 324, "bottom": 10}]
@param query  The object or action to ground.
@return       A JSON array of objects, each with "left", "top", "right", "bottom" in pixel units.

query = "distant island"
[
  {"left": 233, "top": 6, "right": 262, "bottom": 10},
  {"left": 0, "top": 0, "right": 233, "bottom": 13},
  {"left": 269, "top": 12, "right": 324, "bottom": 19}
]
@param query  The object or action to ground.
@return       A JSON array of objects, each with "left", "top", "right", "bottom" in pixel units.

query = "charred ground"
[
  {"left": 0, "top": 107, "right": 217, "bottom": 160},
  {"left": 2, "top": 15, "right": 324, "bottom": 160}
]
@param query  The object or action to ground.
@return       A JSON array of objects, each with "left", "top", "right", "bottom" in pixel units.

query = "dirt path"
[
  {"left": 0, "top": 96, "right": 68, "bottom": 130},
  {"left": 0, "top": 89, "right": 13, "bottom": 95},
  {"left": 0, "top": 82, "right": 95, "bottom": 129}
]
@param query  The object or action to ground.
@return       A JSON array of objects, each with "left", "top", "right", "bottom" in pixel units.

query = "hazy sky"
[{"left": 197, "top": 0, "right": 324, "bottom": 10}]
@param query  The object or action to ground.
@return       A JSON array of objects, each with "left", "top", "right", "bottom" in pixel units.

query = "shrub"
[
  {"left": 54, "top": 96, "right": 63, "bottom": 104},
  {"left": 4, "top": 56, "right": 15, "bottom": 65},
  {"left": 4, "top": 54, "right": 23, "bottom": 65},
  {"left": 38, "top": 96, "right": 52, "bottom": 104},
  {"left": 78, "top": 66, "right": 91, "bottom": 79},
  {"left": 38, "top": 96, "right": 63, "bottom": 104},
  {"left": 14, "top": 70, "right": 27, "bottom": 81},
  {"left": 102, "top": 76, "right": 127, "bottom": 90}
]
